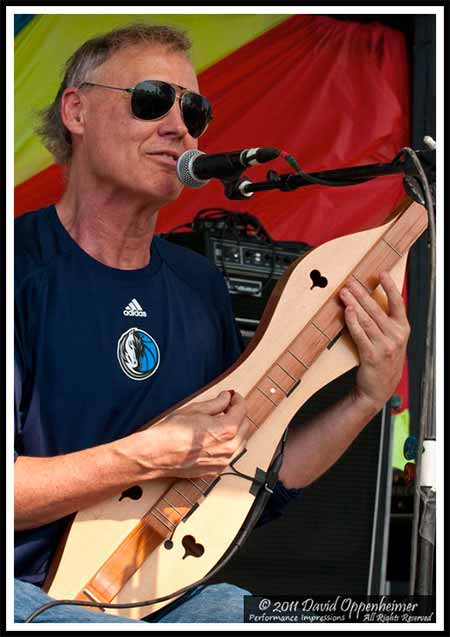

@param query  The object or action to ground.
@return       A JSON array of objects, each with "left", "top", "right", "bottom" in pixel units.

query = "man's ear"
[{"left": 60, "top": 87, "right": 85, "bottom": 135}]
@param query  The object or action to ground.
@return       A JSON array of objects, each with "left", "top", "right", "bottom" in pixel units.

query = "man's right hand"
[
  {"left": 132, "top": 390, "right": 253, "bottom": 479},
  {"left": 14, "top": 391, "right": 252, "bottom": 530}
]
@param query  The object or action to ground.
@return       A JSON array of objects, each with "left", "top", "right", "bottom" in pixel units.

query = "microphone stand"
[{"left": 221, "top": 149, "right": 435, "bottom": 202}]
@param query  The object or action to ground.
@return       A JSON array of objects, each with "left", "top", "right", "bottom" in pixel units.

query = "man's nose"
[{"left": 157, "top": 97, "right": 189, "bottom": 138}]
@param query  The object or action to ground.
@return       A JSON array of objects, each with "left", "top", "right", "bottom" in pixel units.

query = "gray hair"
[{"left": 36, "top": 23, "right": 192, "bottom": 164}]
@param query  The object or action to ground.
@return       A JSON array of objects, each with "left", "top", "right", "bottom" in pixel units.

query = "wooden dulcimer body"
[{"left": 46, "top": 198, "right": 428, "bottom": 619}]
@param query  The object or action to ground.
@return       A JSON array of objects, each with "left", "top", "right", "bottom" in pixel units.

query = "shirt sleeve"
[{"left": 256, "top": 480, "right": 303, "bottom": 527}]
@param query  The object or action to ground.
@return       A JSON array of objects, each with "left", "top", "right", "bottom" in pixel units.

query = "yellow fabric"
[
  {"left": 391, "top": 409, "right": 410, "bottom": 469},
  {"left": 14, "top": 13, "right": 290, "bottom": 185}
]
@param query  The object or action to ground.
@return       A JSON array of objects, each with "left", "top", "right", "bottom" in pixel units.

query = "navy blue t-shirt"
[{"left": 14, "top": 205, "right": 301, "bottom": 586}]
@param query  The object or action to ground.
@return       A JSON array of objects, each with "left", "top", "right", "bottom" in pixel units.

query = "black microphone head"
[{"left": 176, "top": 149, "right": 209, "bottom": 188}]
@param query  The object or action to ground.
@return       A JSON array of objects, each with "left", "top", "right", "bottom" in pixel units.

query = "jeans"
[{"left": 14, "top": 577, "right": 250, "bottom": 623}]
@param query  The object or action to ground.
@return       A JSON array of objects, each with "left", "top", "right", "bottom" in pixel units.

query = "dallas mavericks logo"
[{"left": 117, "top": 328, "right": 160, "bottom": 381}]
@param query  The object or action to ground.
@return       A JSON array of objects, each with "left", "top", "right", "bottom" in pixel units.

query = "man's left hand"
[{"left": 339, "top": 271, "right": 410, "bottom": 412}]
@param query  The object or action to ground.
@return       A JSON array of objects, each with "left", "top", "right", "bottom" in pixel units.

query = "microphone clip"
[{"left": 222, "top": 175, "right": 255, "bottom": 200}]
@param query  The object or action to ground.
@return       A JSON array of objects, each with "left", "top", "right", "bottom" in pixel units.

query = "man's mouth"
[{"left": 146, "top": 151, "right": 179, "bottom": 165}]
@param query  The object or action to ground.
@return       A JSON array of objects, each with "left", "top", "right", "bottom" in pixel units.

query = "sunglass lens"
[
  {"left": 181, "top": 93, "right": 212, "bottom": 138},
  {"left": 131, "top": 80, "right": 175, "bottom": 120}
]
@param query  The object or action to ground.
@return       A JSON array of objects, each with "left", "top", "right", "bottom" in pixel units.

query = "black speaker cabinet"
[{"left": 210, "top": 369, "right": 394, "bottom": 596}]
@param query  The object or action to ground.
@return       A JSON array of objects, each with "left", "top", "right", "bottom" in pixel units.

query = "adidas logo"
[{"left": 123, "top": 298, "right": 147, "bottom": 317}]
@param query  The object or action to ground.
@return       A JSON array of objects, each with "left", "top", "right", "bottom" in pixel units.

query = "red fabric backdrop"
[{"left": 162, "top": 14, "right": 410, "bottom": 243}]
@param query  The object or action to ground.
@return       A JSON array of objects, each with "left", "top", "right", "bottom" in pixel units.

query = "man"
[{"left": 14, "top": 24, "right": 410, "bottom": 623}]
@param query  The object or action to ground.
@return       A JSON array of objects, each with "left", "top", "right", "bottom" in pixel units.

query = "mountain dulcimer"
[{"left": 45, "top": 197, "right": 428, "bottom": 619}]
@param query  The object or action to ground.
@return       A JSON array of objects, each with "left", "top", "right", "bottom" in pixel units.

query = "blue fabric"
[
  {"left": 14, "top": 15, "right": 35, "bottom": 37},
  {"left": 14, "top": 578, "right": 250, "bottom": 623},
  {"left": 14, "top": 205, "right": 302, "bottom": 589}
]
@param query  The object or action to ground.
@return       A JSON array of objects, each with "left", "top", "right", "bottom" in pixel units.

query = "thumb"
[{"left": 182, "top": 390, "right": 233, "bottom": 416}]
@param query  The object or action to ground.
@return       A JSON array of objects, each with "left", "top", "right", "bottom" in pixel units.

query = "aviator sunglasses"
[{"left": 78, "top": 79, "right": 213, "bottom": 138}]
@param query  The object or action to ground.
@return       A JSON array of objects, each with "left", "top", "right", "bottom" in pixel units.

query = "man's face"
[{"left": 73, "top": 44, "right": 201, "bottom": 206}]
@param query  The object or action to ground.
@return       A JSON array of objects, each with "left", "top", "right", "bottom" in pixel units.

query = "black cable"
[
  {"left": 24, "top": 546, "right": 240, "bottom": 623},
  {"left": 282, "top": 152, "right": 375, "bottom": 187},
  {"left": 161, "top": 221, "right": 193, "bottom": 235}
]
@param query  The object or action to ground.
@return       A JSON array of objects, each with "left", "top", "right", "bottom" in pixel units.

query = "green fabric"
[
  {"left": 392, "top": 409, "right": 410, "bottom": 469},
  {"left": 14, "top": 13, "right": 290, "bottom": 185}
]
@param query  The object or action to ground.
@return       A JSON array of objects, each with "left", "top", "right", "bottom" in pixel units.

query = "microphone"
[{"left": 176, "top": 147, "right": 280, "bottom": 188}]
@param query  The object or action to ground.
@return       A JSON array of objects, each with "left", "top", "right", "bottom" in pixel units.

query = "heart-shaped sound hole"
[
  {"left": 118, "top": 485, "right": 143, "bottom": 501},
  {"left": 182, "top": 535, "right": 205, "bottom": 559},
  {"left": 310, "top": 269, "right": 328, "bottom": 290}
]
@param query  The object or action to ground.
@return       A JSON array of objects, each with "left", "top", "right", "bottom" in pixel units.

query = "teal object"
[{"left": 404, "top": 435, "right": 419, "bottom": 460}]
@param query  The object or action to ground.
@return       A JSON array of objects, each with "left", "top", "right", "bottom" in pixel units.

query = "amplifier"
[
  {"left": 208, "top": 236, "right": 311, "bottom": 339},
  {"left": 162, "top": 230, "right": 312, "bottom": 340}
]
